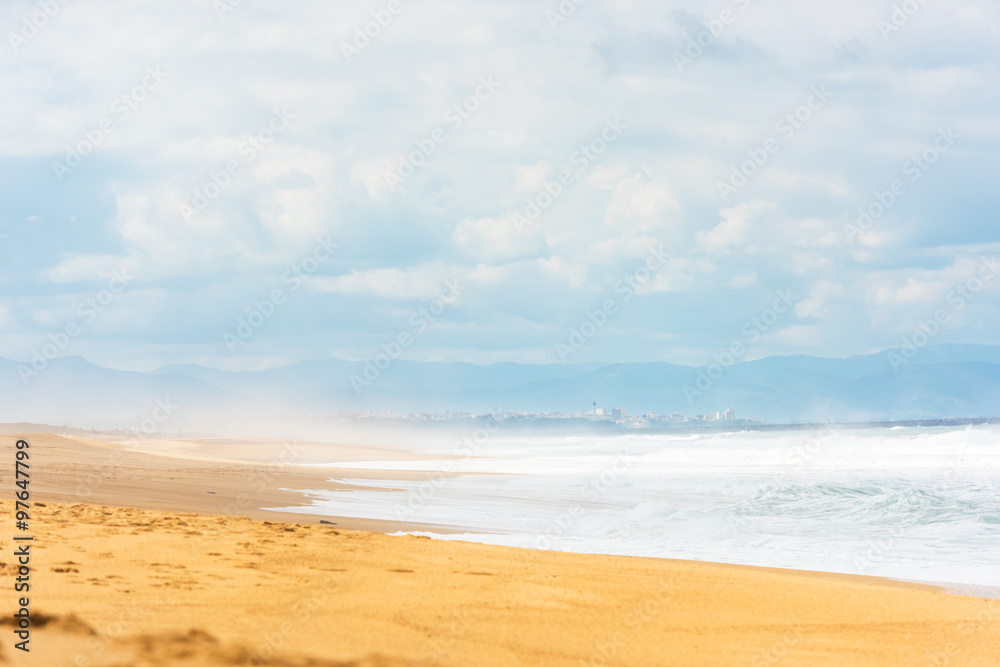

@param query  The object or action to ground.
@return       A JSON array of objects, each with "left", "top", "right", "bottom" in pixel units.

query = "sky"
[{"left": 0, "top": 0, "right": 998, "bottom": 372}]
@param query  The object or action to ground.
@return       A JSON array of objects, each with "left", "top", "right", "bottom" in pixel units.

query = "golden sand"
[{"left": 0, "top": 433, "right": 997, "bottom": 665}]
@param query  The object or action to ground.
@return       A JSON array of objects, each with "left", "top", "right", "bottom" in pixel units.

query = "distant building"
[
  {"left": 611, "top": 407, "right": 626, "bottom": 420},
  {"left": 724, "top": 408, "right": 735, "bottom": 421},
  {"left": 671, "top": 413, "right": 685, "bottom": 421}
]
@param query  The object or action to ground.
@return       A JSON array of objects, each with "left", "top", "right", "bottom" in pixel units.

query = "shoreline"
[
  {"left": 5, "top": 415, "right": 1000, "bottom": 443},
  {"left": 381, "top": 528, "right": 1000, "bottom": 600},
  {"left": 5, "top": 499, "right": 999, "bottom": 666},
  {"left": 3, "top": 432, "right": 999, "bottom": 664},
  {"left": 16, "top": 430, "right": 1000, "bottom": 595},
  {"left": 15, "top": 431, "right": 469, "bottom": 532}
]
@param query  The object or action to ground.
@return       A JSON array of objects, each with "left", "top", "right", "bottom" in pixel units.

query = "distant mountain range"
[{"left": 3, "top": 344, "right": 1000, "bottom": 431}]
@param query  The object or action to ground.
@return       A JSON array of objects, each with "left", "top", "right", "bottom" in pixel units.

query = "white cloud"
[
  {"left": 2, "top": 0, "right": 999, "bottom": 367},
  {"left": 514, "top": 162, "right": 551, "bottom": 191},
  {"left": 695, "top": 201, "right": 771, "bottom": 255},
  {"left": 312, "top": 266, "right": 454, "bottom": 300},
  {"left": 452, "top": 214, "right": 545, "bottom": 262},
  {"left": 47, "top": 255, "right": 136, "bottom": 284},
  {"left": 796, "top": 281, "right": 844, "bottom": 318},
  {"left": 728, "top": 272, "right": 758, "bottom": 288},
  {"left": 350, "top": 156, "right": 399, "bottom": 201},
  {"left": 603, "top": 170, "right": 679, "bottom": 231}
]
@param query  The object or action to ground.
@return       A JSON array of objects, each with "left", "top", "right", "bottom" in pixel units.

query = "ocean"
[{"left": 269, "top": 424, "right": 1000, "bottom": 596}]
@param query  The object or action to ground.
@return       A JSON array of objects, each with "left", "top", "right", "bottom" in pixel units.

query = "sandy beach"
[
  {"left": 7, "top": 432, "right": 464, "bottom": 532},
  {"left": 2, "top": 432, "right": 998, "bottom": 665}
]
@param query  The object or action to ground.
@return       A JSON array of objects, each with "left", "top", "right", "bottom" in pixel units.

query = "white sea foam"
[{"left": 267, "top": 425, "right": 1000, "bottom": 590}]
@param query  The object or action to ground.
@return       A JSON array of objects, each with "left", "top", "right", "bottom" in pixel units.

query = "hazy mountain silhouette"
[{"left": 3, "top": 345, "right": 1000, "bottom": 429}]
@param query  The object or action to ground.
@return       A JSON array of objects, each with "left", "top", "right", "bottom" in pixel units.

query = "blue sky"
[{"left": 1, "top": 0, "right": 998, "bottom": 371}]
